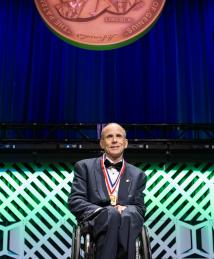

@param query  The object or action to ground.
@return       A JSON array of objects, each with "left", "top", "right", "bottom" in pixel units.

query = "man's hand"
[{"left": 115, "top": 204, "right": 127, "bottom": 214}]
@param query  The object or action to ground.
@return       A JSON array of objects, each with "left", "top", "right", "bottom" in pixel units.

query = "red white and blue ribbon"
[{"left": 100, "top": 156, "right": 126, "bottom": 195}]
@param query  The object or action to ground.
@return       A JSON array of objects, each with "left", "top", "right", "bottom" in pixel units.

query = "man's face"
[{"left": 100, "top": 124, "right": 128, "bottom": 161}]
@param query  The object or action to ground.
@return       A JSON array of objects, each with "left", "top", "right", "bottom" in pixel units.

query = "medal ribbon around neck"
[{"left": 101, "top": 156, "right": 126, "bottom": 195}]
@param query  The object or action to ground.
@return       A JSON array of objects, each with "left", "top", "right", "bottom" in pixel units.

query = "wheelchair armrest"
[
  {"left": 81, "top": 207, "right": 105, "bottom": 223},
  {"left": 77, "top": 208, "right": 105, "bottom": 234}
]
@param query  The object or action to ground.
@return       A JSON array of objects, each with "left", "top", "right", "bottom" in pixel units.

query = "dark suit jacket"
[{"left": 68, "top": 157, "right": 147, "bottom": 222}]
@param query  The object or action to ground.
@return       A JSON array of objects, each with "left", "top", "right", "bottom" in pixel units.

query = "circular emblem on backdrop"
[{"left": 34, "top": 0, "right": 166, "bottom": 50}]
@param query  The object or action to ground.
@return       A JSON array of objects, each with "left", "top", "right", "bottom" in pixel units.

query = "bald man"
[{"left": 68, "top": 123, "right": 146, "bottom": 259}]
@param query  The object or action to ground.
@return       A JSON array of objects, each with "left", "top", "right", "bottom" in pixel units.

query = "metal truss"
[{"left": 0, "top": 123, "right": 214, "bottom": 155}]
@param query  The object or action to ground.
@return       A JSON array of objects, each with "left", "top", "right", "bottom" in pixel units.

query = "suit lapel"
[
  {"left": 93, "top": 158, "right": 133, "bottom": 204},
  {"left": 118, "top": 165, "right": 132, "bottom": 202},
  {"left": 94, "top": 157, "right": 110, "bottom": 201}
]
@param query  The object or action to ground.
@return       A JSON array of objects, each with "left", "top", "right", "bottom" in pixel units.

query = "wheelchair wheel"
[
  {"left": 71, "top": 226, "right": 81, "bottom": 259},
  {"left": 84, "top": 233, "right": 95, "bottom": 259},
  {"left": 135, "top": 237, "right": 141, "bottom": 259},
  {"left": 140, "top": 226, "right": 152, "bottom": 259},
  {"left": 85, "top": 233, "right": 90, "bottom": 257}
]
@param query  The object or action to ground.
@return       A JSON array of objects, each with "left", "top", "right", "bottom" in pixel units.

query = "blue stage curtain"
[{"left": 0, "top": 0, "right": 214, "bottom": 123}]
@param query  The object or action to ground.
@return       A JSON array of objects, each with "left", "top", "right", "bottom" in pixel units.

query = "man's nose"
[{"left": 112, "top": 136, "right": 117, "bottom": 142}]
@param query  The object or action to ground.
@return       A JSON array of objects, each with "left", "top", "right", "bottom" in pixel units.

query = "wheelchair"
[{"left": 71, "top": 209, "right": 152, "bottom": 259}]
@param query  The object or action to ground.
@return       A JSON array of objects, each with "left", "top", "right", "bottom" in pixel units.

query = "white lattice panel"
[
  {"left": 0, "top": 161, "right": 213, "bottom": 258},
  {"left": 142, "top": 162, "right": 214, "bottom": 259},
  {"left": 0, "top": 162, "right": 76, "bottom": 259}
]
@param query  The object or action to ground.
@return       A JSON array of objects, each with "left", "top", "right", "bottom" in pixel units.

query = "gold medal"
[
  {"left": 101, "top": 156, "right": 126, "bottom": 206},
  {"left": 109, "top": 195, "right": 117, "bottom": 206}
]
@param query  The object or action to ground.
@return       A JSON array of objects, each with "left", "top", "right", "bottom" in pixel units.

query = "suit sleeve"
[
  {"left": 129, "top": 171, "right": 147, "bottom": 218},
  {"left": 68, "top": 162, "right": 101, "bottom": 221}
]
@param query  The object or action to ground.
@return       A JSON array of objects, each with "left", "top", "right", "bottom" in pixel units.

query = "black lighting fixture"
[{"left": 0, "top": 123, "right": 214, "bottom": 153}]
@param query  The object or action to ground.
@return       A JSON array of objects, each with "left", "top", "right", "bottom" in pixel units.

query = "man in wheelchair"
[{"left": 68, "top": 123, "right": 147, "bottom": 259}]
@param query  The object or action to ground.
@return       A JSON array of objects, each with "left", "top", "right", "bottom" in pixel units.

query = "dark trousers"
[{"left": 90, "top": 206, "right": 143, "bottom": 259}]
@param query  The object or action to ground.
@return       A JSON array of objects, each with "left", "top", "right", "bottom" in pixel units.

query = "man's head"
[{"left": 100, "top": 123, "right": 128, "bottom": 162}]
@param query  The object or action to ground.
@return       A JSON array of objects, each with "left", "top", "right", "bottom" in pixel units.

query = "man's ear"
[
  {"left": 124, "top": 139, "right": 128, "bottom": 149},
  {"left": 100, "top": 139, "right": 104, "bottom": 149}
]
